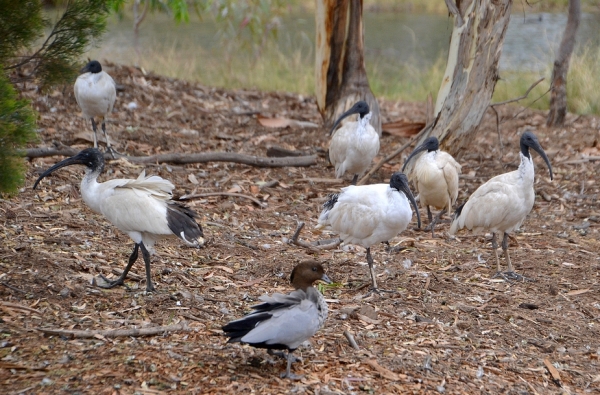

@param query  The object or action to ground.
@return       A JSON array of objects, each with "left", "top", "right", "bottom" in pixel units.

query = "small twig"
[
  {"left": 37, "top": 322, "right": 189, "bottom": 338},
  {"left": 289, "top": 222, "right": 342, "bottom": 251},
  {"left": 179, "top": 192, "right": 266, "bottom": 208},
  {"left": 1, "top": 301, "right": 41, "bottom": 314},
  {"left": 490, "top": 77, "right": 545, "bottom": 107},
  {"left": 291, "top": 222, "right": 305, "bottom": 243},
  {"left": 259, "top": 180, "right": 279, "bottom": 190},
  {"left": 343, "top": 330, "right": 360, "bottom": 350},
  {"left": 0, "top": 282, "right": 28, "bottom": 295}
]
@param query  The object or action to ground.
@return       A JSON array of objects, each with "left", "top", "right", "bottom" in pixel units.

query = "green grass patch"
[{"left": 128, "top": 33, "right": 600, "bottom": 116}]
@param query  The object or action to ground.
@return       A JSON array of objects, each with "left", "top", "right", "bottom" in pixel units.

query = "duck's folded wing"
[{"left": 240, "top": 297, "right": 321, "bottom": 350}]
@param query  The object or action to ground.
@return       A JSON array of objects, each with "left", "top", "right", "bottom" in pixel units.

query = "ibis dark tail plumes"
[
  {"left": 33, "top": 148, "right": 204, "bottom": 292},
  {"left": 449, "top": 131, "right": 552, "bottom": 279}
]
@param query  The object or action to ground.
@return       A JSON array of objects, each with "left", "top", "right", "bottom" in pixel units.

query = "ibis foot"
[
  {"left": 96, "top": 274, "right": 129, "bottom": 290},
  {"left": 385, "top": 245, "right": 408, "bottom": 254},
  {"left": 268, "top": 349, "right": 300, "bottom": 362},
  {"left": 105, "top": 146, "right": 121, "bottom": 159},
  {"left": 363, "top": 287, "right": 395, "bottom": 298},
  {"left": 492, "top": 271, "right": 532, "bottom": 282},
  {"left": 281, "top": 372, "right": 303, "bottom": 380}
]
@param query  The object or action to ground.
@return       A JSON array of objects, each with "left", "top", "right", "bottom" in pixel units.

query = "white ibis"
[
  {"left": 328, "top": 101, "right": 380, "bottom": 185},
  {"left": 402, "top": 136, "right": 462, "bottom": 237},
  {"left": 222, "top": 260, "right": 331, "bottom": 380},
  {"left": 33, "top": 148, "right": 204, "bottom": 292},
  {"left": 449, "top": 131, "right": 553, "bottom": 279},
  {"left": 317, "top": 172, "right": 421, "bottom": 291},
  {"left": 74, "top": 60, "right": 117, "bottom": 157}
]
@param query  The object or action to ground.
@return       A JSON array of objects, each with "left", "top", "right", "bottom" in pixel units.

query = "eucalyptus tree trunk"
[
  {"left": 547, "top": 0, "right": 581, "bottom": 127},
  {"left": 315, "top": 0, "right": 381, "bottom": 135},
  {"left": 418, "top": 0, "right": 512, "bottom": 156}
]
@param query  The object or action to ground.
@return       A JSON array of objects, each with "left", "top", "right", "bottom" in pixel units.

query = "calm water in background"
[{"left": 88, "top": 10, "right": 600, "bottom": 77}]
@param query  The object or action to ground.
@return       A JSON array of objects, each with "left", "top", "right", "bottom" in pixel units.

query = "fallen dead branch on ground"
[
  {"left": 26, "top": 146, "right": 317, "bottom": 168},
  {"left": 37, "top": 322, "right": 190, "bottom": 338},
  {"left": 180, "top": 192, "right": 267, "bottom": 208}
]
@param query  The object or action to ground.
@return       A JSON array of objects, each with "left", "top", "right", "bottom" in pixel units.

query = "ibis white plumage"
[
  {"left": 449, "top": 131, "right": 553, "bottom": 279},
  {"left": 317, "top": 172, "right": 421, "bottom": 291},
  {"left": 33, "top": 148, "right": 204, "bottom": 292},
  {"left": 74, "top": 60, "right": 117, "bottom": 157},
  {"left": 222, "top": 261, "right": 331, "bottom": 379},
  {"left": 403, "top": 136, "right": 462, "bottom": 237},
  {"left": 328, "top": 101, "right": 380, "bottom": 185}
]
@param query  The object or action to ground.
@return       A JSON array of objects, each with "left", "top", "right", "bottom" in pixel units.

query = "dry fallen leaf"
[
  {"left": 566, "top": 288, "right": 590, "bottom": 296},
  {"left": 381, "top": 119, "right": 425, "bottom": 137},
  {"left": 543, "top": 358, "right": 562, "bottom": 383},
  {"left": 257, "top": 114, "right": 318, "bottom": 129}
]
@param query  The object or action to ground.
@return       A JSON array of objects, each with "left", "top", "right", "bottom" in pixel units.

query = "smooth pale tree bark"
[
  {"left": 418, "top": 0, "right": 512, "bottom": 156},
  {"left": 315, "top": 0, "right": 381, "bottom": 135},
  {"left": 547, "top": 0, "right": 581, "bottom": 127}
]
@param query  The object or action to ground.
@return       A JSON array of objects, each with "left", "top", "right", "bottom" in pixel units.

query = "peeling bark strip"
[
  {"left": 315, "top": 0, "right": 381, "bottom": 135},
  {"left": 420, "top": 0, "right": 512, "bottom": 156},
  {"left": 26, "top": 147, "right": 317, "bottom": 167},
  {"left": 37, "top": 323, "right": 189, "bottom": 338},
  {"left": 547, "top": 0, "right": 581, "bottom": 127}
]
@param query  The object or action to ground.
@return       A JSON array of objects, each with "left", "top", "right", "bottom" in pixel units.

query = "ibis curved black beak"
[
  {"left": 329, "top": 101, "right": 370, "bottom": 136},
  {"left": 521, "top": 131, "right": 553, "bottom": 180},
  {"left": 531, "top": 144, "right": 553, "bottom": 180},
  {"left": 390, "top": 172, "right": 422, "bottom": 228},
  {"left": 402, "top": 136, "right": 440, "bottom": 172},
  {"left": 33, "top": 156, "right": 86, "bottom": 190}
]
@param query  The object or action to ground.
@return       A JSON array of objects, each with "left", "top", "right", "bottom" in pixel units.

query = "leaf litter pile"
[{"left": 1, "top": 64, "right": 599, "bottom": 394}]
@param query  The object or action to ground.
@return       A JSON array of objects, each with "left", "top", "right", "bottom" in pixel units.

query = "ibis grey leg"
[
  {"left": 428, "top": 209, "right": 446, "bottom": 238},
  {"left": 491, "top": 232, "right": 501, "bottom": 272},
  {"left": 139, "top": 242, "right": 155, "bottom": 292},
  {"left": 366, "top": 247, "right": 378, "bottom": 291},
  {"left": 280, "top": 351, "right": 302, "bottom": 380},
  {"left": 101, "top": 120, "right": 117, "bottom": 159},
  {"left": 98, "top": 243, "right": 139, "bottom": 289},
  {"left": 91, "top": 118, "right": 99, "bottom": 149},
  {"left": 351, "top": 174, "right": 359, "bottom": 185},
  {"left": 426, "top": 206, "right": 433, "bottom": 225},
  {"left": 502, "top": 232, "right": 514, "bottom": 273}
]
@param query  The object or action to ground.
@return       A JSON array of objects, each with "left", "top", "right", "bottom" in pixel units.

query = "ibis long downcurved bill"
[
  {"left": 393, "top": 173, "right": 422, "bottom": 229},
  {"left": 329, "top": 101, "right": 370, "bottom": 136},
  {"left": 33, "top": 152, "right": 101, "bottom": 189}
]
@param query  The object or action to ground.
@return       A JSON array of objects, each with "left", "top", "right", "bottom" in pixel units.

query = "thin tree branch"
[
  {"left": 444, "top": 0, "right": 464, "bottom": 27},
  {"left": 179, "top": 192, "right": 266, "bottom": 208},
  {"left": 358, "top": 125, "right": 430, "bottom": 185},
  {"left": 490, "top": 77, "right": 545, "bottom": 107},
  {"left": 37, "top": 322, "right": 189, "bottom": 338}
]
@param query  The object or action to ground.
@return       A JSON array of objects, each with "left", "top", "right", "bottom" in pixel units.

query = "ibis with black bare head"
[
  {"left": 222, "top": 260, "right": 331, "bottom": 380},
  {"left": 317, "top": 172, "right": 421, "bottom": 291},
  {"left": 33, "top": 148, "right": 204, "bottom": 292},
  {"left": 328, "top": 101, "right": 380, "bottom": 185},
  {"left": 449, "top": 131, "right": 553, "bottom": 279},
  {"left": 74, "top": 60, "right": 117, "bottom": 157},
  {"left": 403, "top": 136, "right": 461, "bottom": 237}
]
